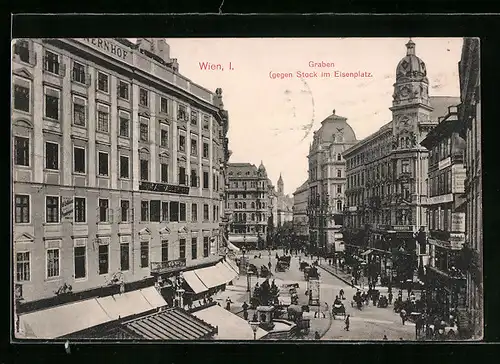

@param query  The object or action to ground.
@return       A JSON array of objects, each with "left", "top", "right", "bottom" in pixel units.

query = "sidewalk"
[{"left": 319, "top": 264, "right": 394, "bottom": 294}]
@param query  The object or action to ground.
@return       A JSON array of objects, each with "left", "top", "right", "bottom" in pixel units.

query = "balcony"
[
  {"left": 430, "top": 230, "right": 451, "bottom": 241},
  {"left": 150, "top": 258, "right": 187, "bottom": 274}
]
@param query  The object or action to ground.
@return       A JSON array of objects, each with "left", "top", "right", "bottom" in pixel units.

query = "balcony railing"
[{"left": 150, "top": 258, "right": 187, "bottom": 274}]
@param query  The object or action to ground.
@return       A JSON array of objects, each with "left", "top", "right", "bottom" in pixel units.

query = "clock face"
[{"left": 400, "top": 86, "right": 410, "bottom": 97}]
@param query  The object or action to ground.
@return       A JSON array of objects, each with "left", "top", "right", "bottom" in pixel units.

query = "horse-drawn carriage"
[
  {"left": 331, "top": 302, "right": 346, "bottom": 319},
  {"left": 299, "top": 262, "right": 310, "bottom": 272},
  {"left": 377, "top": 295, "right": 389, "bottom": 308}
]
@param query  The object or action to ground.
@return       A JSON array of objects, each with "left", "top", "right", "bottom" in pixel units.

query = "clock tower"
[{"left": 390, "top": 39, "right": 434, "bottom": 150}]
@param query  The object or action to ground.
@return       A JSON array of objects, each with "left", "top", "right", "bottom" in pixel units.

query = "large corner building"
[
  {"left": 12, "top": 38, "right": 231, "bottom": 325},
  {"left": 307, "top": 110, "right": 357, "bottom": 257},
  {"left": 343, "top": 40, "right": 460, "bottom": 283}
]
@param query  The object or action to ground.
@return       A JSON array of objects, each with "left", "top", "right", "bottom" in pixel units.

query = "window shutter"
[
  {"left": 59, "top": 63, "right": 66, "bottom": 77},
  {"left": 108, "top": 208, "right": 114, "bottom": 223},
  {"left": 96, "top": 207, "right": 100, "bottom": 222}
]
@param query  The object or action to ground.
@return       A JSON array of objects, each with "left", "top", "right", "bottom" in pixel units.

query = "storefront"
[{"left": 425, "top": 266, "right": 466, "bottom": 317}]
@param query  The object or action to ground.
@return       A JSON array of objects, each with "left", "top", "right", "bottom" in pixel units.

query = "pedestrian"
[
  {"left": 226, "top": 297, "right": 233, "bottom": 311},
  {"left": 383, "top": 335, "right": 388, "bottom": 341},
  {"left": 388, "top": 291, "right": 393, "bottom": 305},
  {"left": 242, "top": 302, "right": 249, "bottom": 320},
  {"left": 344, "top": 314, "right": 350, "bottom": 331},
  {"left": 268, "top": 261, "right": 272, "bottom": 270},
  {"left": 252, "top": 312, "right": 258, "bottom": 322},
  {"left": 339, "top": 289, "right": 345, "bottom": 300},
  {"left": 400, "top": 308, "right": 407, "bottom": 325},
  {"left": 314, "top": 331, "right": 320, "bottom": 340},
  {"left": 351, "top": 276, "right": 355, "bottom": 288}
]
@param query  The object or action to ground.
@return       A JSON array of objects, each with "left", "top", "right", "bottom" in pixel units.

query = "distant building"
[
  {"left": 343, "top": 39, "right": 460, "bottom": 283},
  {"left": 226, "top": 161, "right": 272, "bottom": 248},
  {"left": 276, "top": 174, "right": 294, "bottom": 227},
  {"left": 292, "top": 180, "right": 309, "bottom": 241},
  {"left": 458, "top": 37, "right": 482, "bottom": 339},
  {"left": 307, "top": 110, "right": 357, "bottom": 256}
]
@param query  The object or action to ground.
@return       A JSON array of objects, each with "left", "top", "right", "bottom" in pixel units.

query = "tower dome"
[{"left": 395, "top": 40, "right": 428, "bottom": 82}]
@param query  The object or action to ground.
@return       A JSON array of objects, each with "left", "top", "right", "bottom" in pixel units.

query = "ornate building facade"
[
  {"left": 307, "top": 110, "right": 357, "bottom": 256},
  {"left": 420, "top": 105, "right": 467, "bottom": 320},
  {"left": 343, "top": 40, "right": 460, "bottom": 282},
  {"left": 458, "top": 37, "right": 482, "bottom": 339},
  {"left": 12, "top": 38, "right": 229, "bottom": 306},
  {"left": 226, "top": 161, "right": 273, "bottom": 248}
]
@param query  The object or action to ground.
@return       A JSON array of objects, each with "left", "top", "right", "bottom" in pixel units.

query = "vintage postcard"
[{"left": 11, "top": 37, "right": 482, "bottom": 341}]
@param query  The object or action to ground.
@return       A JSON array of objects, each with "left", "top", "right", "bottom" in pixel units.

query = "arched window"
[
  {"left": 400, "top": 138, "right": 404, "bottom": 148},
  {"left": 337, "top": 153, "right": 342, "bottom": 161},
  {"left": 251, "top": 213, "right": 255, "bottom": 221},
  {"left": 243, "top": 213, "right": 247, "bottom": 221},
  {"left": 243, "top": 202, "right": 246, "bottom": 209},
  {"left": 251, "top": 202, "right": 255, "bottom": 209},
  {"left": 336, "top": 200, "right": 342, "bottom": 212},
  {"left": 234, "top": 202, "right": 237, "bottom": 209}
]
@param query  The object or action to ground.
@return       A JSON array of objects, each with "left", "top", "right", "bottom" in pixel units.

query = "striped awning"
[{"left": 122, "top": 307, "right": 217, "bottom": 340}]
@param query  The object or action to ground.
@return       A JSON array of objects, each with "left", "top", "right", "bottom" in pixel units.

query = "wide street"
[{"left": 224, "top": 249, "right": 416, "bottom": 341}]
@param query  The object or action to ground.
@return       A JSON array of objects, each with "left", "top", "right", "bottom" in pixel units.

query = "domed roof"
[
  {"left": 396, "top": 40, "right": 428, "bottom": 82},
  {"left": 313, "top": 110, "right": 357, "bottom": 145}
]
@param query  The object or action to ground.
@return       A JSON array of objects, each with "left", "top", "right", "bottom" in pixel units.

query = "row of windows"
[
  {"left": 229, "top": 180, "right": 266, "bottom": 189},
  {"left": 15, "top": 237, "right": 211, "bottom": 282},
  {"left": 13, "top": 83, "right": 216, "bottom": 153},
  {"left": 233, "top": 212, "right": 267, "bottom": 222},
  {"left": 428, "top": 206, "right": 453, "bottom": 232},
  {"left": 429, "top": 137, "right": 452, "bottom": 166},
  {"left": 428, "top": 169, "right": 452, "bottom": 197},
  {"left": 228, "top": 192, "right": 267, "bottom": 199},
  {"left": 14, "top": 194, "right": 219, "bottom": 224},
  {"left": 233, "top": 201, "right": 267, "bottom": 209},
  {"left": 13, "top": 42, "right": 213, "bottom": 131},
  {"left": 347, "top": 160, "right": 411, "bottom": 189},
  {"left": 13, "top": 136, "right": 220, "bottom": 189},
  {"left": 140, "top": 200, "right": 218, "bottom": 223}
]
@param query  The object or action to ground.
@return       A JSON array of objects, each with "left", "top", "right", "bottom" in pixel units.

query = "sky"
[{"left": 153, "top": 37, "right": 463, "bottom": 195}]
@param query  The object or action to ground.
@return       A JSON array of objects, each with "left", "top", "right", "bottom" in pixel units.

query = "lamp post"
[{"left": 249, "top": 320, "right": 259, "bottom": 340}]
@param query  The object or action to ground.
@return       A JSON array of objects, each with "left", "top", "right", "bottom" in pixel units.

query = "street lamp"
[{"left": 249, "top": 320, "right": 260, "bottom": 340}]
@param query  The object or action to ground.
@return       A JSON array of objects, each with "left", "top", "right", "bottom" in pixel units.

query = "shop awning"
[
  {"left": 224, "top": 258, "right": 240, "bottom": 275},
  {"left": 222, "top": 260, "right": 239, "bottom": 275},
  {"left": 361, "top": 249, "right": 373, "bottom": 256},
  {"left": 139, "top": 287, "right": 169, "bottom": 308},
  {"left": 192, "top": 304, "right": 267, "bottom": 340},
  {"left": 194, "top": 265, "right": 228, "bottom": 289},
  {"left": 96, "top": 289, "right": 165, "bottom": 320},
  {"left": 19, "top": 298, "right": 113, "bottom": 339},
  {"left": 215, "top": 262, "right": 238, "bottom": 283},
  {"left": 227, "top": 242, "right": 241, "bottom": 252},
  {"left": 183, "top": 270, "right": 209, "bottom": 294},
  {"left": 228, "top": 236, "right": 258, "bottom": 243},
  {"left": 122, "top": 307, "right": 217, "bottom": 340}
]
